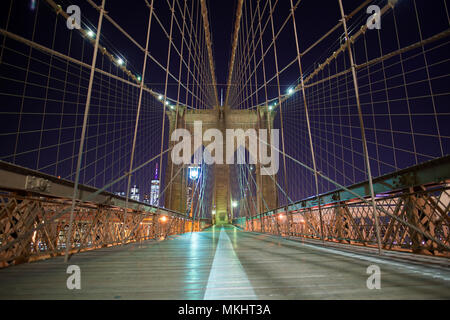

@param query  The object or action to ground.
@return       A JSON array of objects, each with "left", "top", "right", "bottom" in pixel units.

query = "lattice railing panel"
[
  {"left": 236, "top": 184, "right": 450, "bottom": 257},
  {"left": 0, "top": 190, "right": 208, "bottom": 268}
]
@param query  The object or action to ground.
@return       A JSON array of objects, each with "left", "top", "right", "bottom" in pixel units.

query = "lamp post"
[{"left": 231, "top": 200, "right": 238, "bottom": 222}]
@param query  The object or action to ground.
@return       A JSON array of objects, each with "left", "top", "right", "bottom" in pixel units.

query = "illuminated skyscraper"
[
  {"left": 150, "top": 164, "right": 160, "bottom": 206},
  {"left": 130, "top": 185, "right": 140, "bottom": 202}
]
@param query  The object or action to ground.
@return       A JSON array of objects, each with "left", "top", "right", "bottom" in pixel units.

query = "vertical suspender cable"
[
  {"left": 289, "top": 0, "right": 325, "bottom": 243},
  {"left": 268, "top": 0, "right": 291, "bottom": 234},
  {"left": 224, "top": 0, "right": 244, "bottom": 108},
  {"left": 256, "top": 1, "right": 277, "bottom": 207},
  {"left": 158, "top": 0, "right": 176, "bottom": 216},
  {"left": 124, "top": 0, "right": 155, "bottom": 238},
  {"left": 169, "top": 0, "right": 188, "bottom": 207},
  {"left": 337, "top": 0, "right": 383, "bottom": 255},
  {"left": 65, "top": 0, "right": 106, "bottom": 263}
]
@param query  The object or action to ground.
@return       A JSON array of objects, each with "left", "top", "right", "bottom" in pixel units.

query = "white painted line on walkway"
[{"left": 203, "top": 227, "right": 257, "bottom": 300}]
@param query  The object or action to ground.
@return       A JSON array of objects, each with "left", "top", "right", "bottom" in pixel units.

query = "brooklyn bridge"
[{"left": 0, "top": 0, "right": 449, "bottom": 299}]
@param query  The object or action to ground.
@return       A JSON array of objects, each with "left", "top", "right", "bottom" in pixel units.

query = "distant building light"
[{"left": 130, "top": 185, "right": 140, "bottom": 202}]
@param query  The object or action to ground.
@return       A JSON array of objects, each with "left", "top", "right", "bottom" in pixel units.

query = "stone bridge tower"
[{"left": 164, "top": 105, "right": 278, "bottom": 224}]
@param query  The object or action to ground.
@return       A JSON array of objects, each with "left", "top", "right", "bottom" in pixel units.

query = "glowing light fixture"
[
  {"left": 116, "top": 57, "right": 124, "bottom": 66},
  {"left": 136, "top": 75, "right": 141, "bottom": 82},
  {"left": 188, "top": 166, "right": 200, "bottom": 180},
  {"left": 87, "top": 30, "right": 95, "bottom": 38},
  {"left": 287, "top": 87, "right": 294, "bottom": 95},
  {"left": 160, "top": 216, "right": 168, "bottom": 223},
  {"left": 212, "top": 210, "right": 216, "bottom": 215},
  {"left": 232, "top": 201, "right": 238, "bottom": 208},
  {"left": 158, "top": 95, "right": 163, "bottom": 100}
]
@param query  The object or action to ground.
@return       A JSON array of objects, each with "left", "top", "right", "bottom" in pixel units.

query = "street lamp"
[
  {"left": 86, "top": 29, "right": 95, "bottom": 38},
  {"left": 188, "top": 166, "right": 200, "bottom": 180}
]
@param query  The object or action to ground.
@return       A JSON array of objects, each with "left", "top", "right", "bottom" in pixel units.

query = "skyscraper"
[
  {"left": 130, "top": 185, "right": 140, "bottom": 202},
  {"left": 150, "top": 164, "right": 160, "bottom": 206}
]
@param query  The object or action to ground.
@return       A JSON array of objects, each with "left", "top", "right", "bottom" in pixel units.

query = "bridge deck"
[{"left": 0, "top": 226, "right": 449, "bottom": 300}]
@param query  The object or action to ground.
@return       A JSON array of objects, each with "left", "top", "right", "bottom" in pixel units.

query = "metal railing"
[
  {"left": 234, "top": 156, "right": 450, "bottom": 257},
  {"left": 0, "top": 161, "right": 210, "bottom": 268}
]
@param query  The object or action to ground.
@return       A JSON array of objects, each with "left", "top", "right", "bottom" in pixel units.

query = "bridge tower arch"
[{"left": 164, "top": 106, "right": 279, "bottom": 224}]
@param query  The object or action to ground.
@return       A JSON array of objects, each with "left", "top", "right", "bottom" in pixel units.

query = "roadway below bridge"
[{"left": 0, "top": 225, "right": 449, "bottom": 299}]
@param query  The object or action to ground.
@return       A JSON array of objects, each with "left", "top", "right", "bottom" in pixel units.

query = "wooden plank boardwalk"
[{"left": 0, "top": 225, "right": 449, "bottom": 299}]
